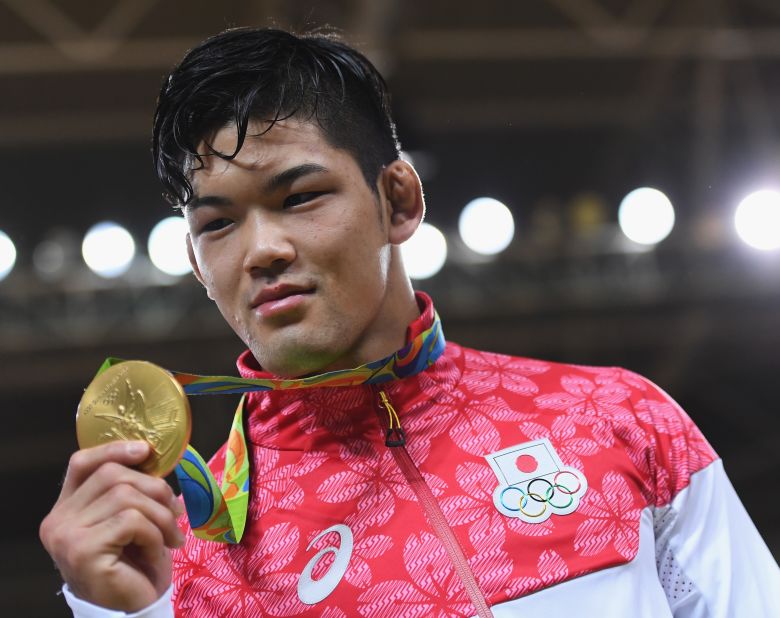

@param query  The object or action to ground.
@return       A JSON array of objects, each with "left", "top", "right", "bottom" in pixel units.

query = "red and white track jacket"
[{"left": 65, "top": 298, "right": 780, "bottom": 617}]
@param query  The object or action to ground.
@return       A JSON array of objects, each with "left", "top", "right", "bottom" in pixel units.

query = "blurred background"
[{"left": 1, "top": 0, "right": 779, "bottom": 614}]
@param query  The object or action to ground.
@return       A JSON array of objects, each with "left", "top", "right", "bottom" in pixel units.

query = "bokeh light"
[
  {"left": 401, "top": 222, "right": 448, "bottom": 279},
  {"left": 618, "top": 187, "right": 675, "bottom": 245},
  {"left": 0, "top": 230, "right": 17, "bottom": 281},
  {"left": 458, "top": 197, "right": 515, "bottom": 255},
  {"left": 569, "top": 192, "right": 608, "bottom": 235},
  {"left": 734, "top": 190, "right": 780, "bottom": 251},
  {"left": 33, "top": 240, "right": 66, "bottom": 279},
  {"left": 82, "top": 221, "right": 136, "bottom": 278},
  {"left": 148, "top": 216, "right": 191, "bottom": 276}
]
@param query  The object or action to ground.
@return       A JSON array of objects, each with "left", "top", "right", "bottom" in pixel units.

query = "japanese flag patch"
[{"left": 485, "top": 438, "right": 587, "bottom": 523}]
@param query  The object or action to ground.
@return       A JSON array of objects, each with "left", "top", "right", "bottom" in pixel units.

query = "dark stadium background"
[{"left": 0, "top": 1, "right": 778, "bottom": 614}]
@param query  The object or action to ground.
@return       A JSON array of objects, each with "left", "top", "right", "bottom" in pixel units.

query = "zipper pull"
[{"left": 379, "top": 390, "right": 406, "bottom": 447}]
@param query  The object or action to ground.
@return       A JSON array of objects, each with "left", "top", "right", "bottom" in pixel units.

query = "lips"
[{"left": 250, "top": 284, "right": 315, "bottom": 319}]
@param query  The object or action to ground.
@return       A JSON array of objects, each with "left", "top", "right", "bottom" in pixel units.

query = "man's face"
[{"left": 185, "top": 119, "right": 394, "bottom": 377}]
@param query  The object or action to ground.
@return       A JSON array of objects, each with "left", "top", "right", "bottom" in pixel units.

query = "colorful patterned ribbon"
[{"left": 96, "top": 311, "right": 445, "bottom": 544}]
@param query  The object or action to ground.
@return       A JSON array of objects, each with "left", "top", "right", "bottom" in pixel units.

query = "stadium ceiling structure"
[{"left": 0, "top": 4, "right": 778, "bottom": 612}]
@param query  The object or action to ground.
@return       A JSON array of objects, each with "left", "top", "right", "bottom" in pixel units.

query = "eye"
[
  {"left": 283, "top": 192, "right": 326, "bottom": 208},
  {"left": 201, "top": 218, "right": 232, "bottom": 233}
]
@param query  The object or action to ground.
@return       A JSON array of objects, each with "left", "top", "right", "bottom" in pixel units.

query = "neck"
[{"left": 317, "top": 273, "right": 419, "bottom": 374}]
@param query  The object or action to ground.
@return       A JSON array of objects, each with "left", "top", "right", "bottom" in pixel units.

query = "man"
[{"left": 40, "top": 27, "right": 779, "bottom": 617}]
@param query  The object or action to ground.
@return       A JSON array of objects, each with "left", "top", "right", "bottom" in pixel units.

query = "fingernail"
[{"left": 127, "top": 441, "right": 148, "bottom": 456}]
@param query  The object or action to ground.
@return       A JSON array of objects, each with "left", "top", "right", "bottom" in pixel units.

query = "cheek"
[
  {"left": 197, "top": 248, "right": 238, "bottom": 306},
  {"left": 331, "top": 224, "right": 384, "bottom": 282},
  {"left": 336, "top": 233, "right": 389, "bottom": 308}
]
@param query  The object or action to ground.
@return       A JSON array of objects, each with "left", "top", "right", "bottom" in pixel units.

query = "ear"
[
  {"left": 379, "top": 159, "right": 425, "bottom": 245},
  {"left": 186, "top": 233, "right": 212, "bottom": 299}
]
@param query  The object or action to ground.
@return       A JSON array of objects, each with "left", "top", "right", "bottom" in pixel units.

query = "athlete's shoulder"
[
  {"left": 454, "top": 342, "right": 645, "bottom": 397},
  {"left": 452, "top": 342, "right": 701, "bottom": 427},
  {"left": 453, "top": 343, "right": 718, "bottom": 501}
]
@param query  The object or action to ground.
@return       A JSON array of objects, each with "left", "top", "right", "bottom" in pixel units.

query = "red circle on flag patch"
[{"left": 515, "top": 454, "right": 538, "bottom": 473}]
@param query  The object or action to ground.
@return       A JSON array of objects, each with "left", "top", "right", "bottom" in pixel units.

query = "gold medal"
[{"left": 77, "top": 361, "right": 192, "bottom": 477}]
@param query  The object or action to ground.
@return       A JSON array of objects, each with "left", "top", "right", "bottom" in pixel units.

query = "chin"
[
  {"left": 248, "top": 317, "right": 355, "bottom": 376},
  {"left": 252, "top": 342, "right": 342, "bottom": 379}
]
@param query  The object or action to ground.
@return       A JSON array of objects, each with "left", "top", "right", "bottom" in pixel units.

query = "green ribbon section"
[{"left": 174, "top": 398, "right": 248, "bottom": 544}]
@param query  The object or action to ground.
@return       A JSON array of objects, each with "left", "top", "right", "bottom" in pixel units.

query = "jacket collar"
[{"left": 235, "top": 292, "right": 462, "bottom": 450}]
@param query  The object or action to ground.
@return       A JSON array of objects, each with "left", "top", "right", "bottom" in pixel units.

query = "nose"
[{"left": 241, "top": 210, "right": 296, "bottom": 275}]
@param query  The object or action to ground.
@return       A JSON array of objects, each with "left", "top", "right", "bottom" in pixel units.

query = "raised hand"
[{"left": 40, "top": 441, "right": 183, "bottom": 611}]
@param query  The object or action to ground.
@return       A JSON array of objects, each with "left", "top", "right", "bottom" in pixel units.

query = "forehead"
[{"left": 192, "top": 119, "right": 342, "bottom": 182}]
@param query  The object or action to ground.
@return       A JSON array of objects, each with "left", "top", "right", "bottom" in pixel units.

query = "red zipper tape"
[{"left": 375, "top": 388, "right": 494, "bottom": 618}]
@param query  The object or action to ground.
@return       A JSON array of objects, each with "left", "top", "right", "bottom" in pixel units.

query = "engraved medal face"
[{"left": 77, "top": 361, "right": 192, "bottom": 477}]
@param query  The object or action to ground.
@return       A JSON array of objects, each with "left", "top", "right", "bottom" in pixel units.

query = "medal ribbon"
[{"left": 97, "top": 311, "right": 445, "bottom": 544}]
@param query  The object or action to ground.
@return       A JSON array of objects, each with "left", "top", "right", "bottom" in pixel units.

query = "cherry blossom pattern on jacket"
[{"left": 171, "top": 295, "right": 717, "bottom": 616}]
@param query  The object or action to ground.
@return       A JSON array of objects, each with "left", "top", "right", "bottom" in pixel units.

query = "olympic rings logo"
[
  {"left": 498, "top": 471, "right": 583, "bottom": 518},
  {"left": 487, "top": 439, "right": 588, "bottom": 523}
]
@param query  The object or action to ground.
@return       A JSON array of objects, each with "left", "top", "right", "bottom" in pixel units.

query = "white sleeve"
[
  {"left": 654, "top": 459, "right": 780, "bottom": 617},
  {"left": 62, "top": 584, "right": 174, "bottom": 618}
]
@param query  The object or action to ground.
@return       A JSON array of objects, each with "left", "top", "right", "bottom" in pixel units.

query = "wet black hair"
[{"left": 152, "top": 27, "right": 401, "bottom": 206}]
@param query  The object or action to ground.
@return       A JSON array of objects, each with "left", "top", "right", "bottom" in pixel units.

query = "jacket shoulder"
[
  {"left": 455, "top": 344, "right": 646, "bottom": 398},
  {"left": 455, "top": 344, "right": 717, "bottom": 503}
]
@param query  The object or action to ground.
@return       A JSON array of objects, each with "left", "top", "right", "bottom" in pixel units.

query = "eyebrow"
[
  {"left": 186, "top": 194, "right": 233, "bottom": 210},
  {"left": 264, "top": 162, "right": 329, "bottom": 193},
  {"left": 186, "top": 162, "right": 329, "bottom": 211}
]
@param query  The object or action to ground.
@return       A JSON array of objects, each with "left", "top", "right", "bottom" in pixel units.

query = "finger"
[
  {"left": 79, "top": 484, "right": 184, "bottom": 549},
  {"left": 60, "top": 441, "right": 151, "bottom": 499},
  {"left": 66, "top": 461, "right": 176, "bottom": 515},
  {"left": 75, "top": 509, "right": 172, "bottom": 608},
  {"left": 106, "top": 509, "right": 169, "bottom": 570},
  {"left": 90, "top": 509, "right": 170, "bottom": 579}
]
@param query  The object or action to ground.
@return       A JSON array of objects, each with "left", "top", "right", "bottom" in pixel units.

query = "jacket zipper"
[{"left": 374, "top": 387, "right": 494, "bottom": 618}]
